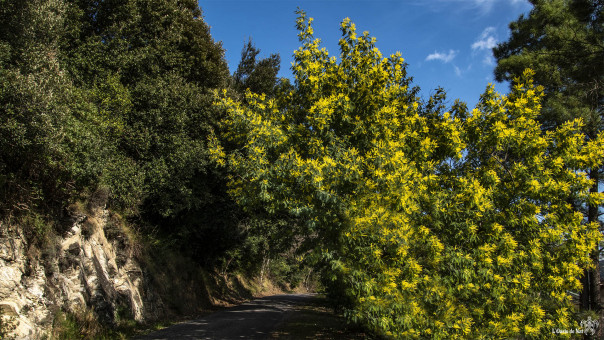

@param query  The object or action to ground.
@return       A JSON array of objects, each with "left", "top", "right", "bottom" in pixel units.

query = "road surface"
[{"left": 134, "top": 293, "right": 366, "bottom": 339}]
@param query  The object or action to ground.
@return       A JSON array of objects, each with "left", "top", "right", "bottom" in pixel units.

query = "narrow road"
[{"left": 134, "top": 293, "right": 366, "bottom": 339}]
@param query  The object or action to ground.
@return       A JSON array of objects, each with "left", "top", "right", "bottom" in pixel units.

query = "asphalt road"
[{"left": 133, "top": 293, "right": 365, "bottom": 340}]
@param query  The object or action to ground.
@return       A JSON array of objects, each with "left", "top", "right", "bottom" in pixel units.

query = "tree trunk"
[
  {"left": 581, "top": 167, "right": 601, "bottom": 339},
  {"left": 260, "top": 256, "right": 270, "bottom": 285}
]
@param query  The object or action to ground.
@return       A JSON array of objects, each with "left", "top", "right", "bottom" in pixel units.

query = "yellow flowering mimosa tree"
[{"left": 209, "top": 10, "right": 604, "bottom": 339}]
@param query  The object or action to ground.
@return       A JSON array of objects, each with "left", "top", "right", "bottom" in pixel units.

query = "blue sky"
[{"left": 199, "top": 0, "right": 532, "bottom": 108}]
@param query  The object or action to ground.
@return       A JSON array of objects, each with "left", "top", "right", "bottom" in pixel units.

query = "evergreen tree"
[
  {"left": 232, "top": 38, "right": 282, "bottom": 97},
  {"left": 494, "top": 0, "right": 603, "bottom": 131}
]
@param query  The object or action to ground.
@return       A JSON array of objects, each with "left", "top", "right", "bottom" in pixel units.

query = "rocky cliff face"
[{"left": 0, "top": 208, "right": 166, "bottom": 339}]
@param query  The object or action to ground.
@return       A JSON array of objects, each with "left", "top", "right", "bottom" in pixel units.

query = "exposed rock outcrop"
[{"left": 0, "top": 208, "right": 166, "bottom": 339}]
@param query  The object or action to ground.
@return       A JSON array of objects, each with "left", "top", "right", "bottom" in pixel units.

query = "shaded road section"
[{"left": 134, "top": 294, "right": 366, "bottom": 339}]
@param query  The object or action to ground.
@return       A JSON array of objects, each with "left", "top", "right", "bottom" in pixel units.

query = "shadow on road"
[{"left": 133, "top": 294, "right": 366, "bottom": 339}]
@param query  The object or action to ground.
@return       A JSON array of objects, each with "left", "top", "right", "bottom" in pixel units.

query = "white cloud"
[
  {"left": 483, "top": 54, "right": 495, "bottom": 65},
  {"left": 473, "top": 0, "right": 495, "bottom": 12},
  {"left": 426, "top": 49, "right": 458, "bottom": 63},
  {"left": 454, "top": 64, "right": 472, "bottom": 77},
  {"left": 471, "top": 27, "right": 498, "bottom": 65},
  {"left": 472, "top": 27, "right": 497, "bottom": 51},
  {"left": 473, "top": 0, "right": 527, "bottom": 12},
  {"left": 422, "top": 0, "right": 529, "bottom": 14},
  {"left": 454, "top": 65, "right": 462, "bottom": 77}
]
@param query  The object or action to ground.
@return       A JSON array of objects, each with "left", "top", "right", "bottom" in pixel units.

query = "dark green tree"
[
  {"left": 61, "top": 0, "right": 230, "bottom": 216},
  {"left": 494, "top": 0, "right": 603, "bottom": 131},
  {"left": 232, "top": 38, "right": 282, "bottom": 97},
  {"left": 494, "top": 0, "right": 604, "bottom": 315},
  {"left": 0, "top": 0, "right": 109, "bottom": 218}
]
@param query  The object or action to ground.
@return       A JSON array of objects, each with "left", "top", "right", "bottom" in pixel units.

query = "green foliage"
[
  {"left": 99, "top": 154, "right": 144, "bottom": 215},
  {"left": 21, "top": 211, "right": 52, "bottom": 241},
  {"left": 232, "top": 38, "right": 282, "bottom": 97},
  {"left": 1, "top": 0, "right": 232, "bottom": 225},
  {"left": 51, "top": 309, "right": 102, "bottom": 340},
  {"left": 211, "top": 11, "right": 604, "bottom": 338},
  {"left": 0, "top": 0, "right": 107, "bottom": 216},
  {"left": 59, "top": 0, "right": 230, "bottom": 218},
  {"left": 494, "top": 0, "right": 603, "bottom": 133},
  {"left": 51, "top": 308, "right": 132, "bottom": 340}
]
